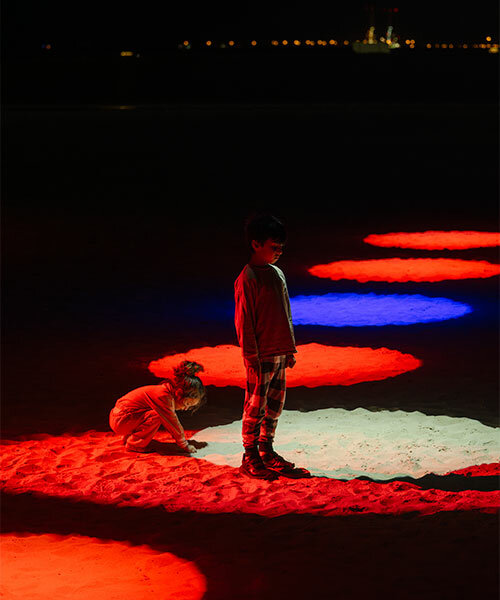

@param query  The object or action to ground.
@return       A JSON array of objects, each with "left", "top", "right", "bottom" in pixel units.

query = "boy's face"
[{"left": 251, "top": 238, "right": 285, "bottom": 264}]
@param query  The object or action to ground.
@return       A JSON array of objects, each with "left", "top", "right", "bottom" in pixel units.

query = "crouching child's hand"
[{"left": 179, "top": 442, "right": 197, "bottom": 454}]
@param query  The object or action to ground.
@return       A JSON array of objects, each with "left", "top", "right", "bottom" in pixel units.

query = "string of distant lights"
[
  {"left": 41, "top": 37, "right": 498, "bottom": 55},
  {"left": 171, "top": 37, "right": 498, "bottom": 52}
]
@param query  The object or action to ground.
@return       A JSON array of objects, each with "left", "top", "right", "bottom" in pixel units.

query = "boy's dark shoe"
[
  {"left": 239, "top": 449, "right": 279, "bottom": 481},
  {"left": 259, "top": 443, "right": 312, "bottom": 479}
]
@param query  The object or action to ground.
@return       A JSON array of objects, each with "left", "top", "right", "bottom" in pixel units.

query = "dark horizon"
[{"left": 3, "top": 0, "right": 499, "bottom": 55}]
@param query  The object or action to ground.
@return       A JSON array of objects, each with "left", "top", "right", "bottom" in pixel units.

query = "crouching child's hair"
[{"left": 169, "top": 360, "right": 207, "bottom": 412}]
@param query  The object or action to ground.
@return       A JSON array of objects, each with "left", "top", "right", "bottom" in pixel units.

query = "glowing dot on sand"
[
  {"left": 308, "top": 258, "right": 500, "bottom": 283},
  {"left": 148, "top": 343, "right": 421, "bottom": 388},
  {"left": 0, "top": 534, "right": 206, "bottom": 600},
  {"left": 364, "top": 231, "right": 500, "bottom": 250},
  {"left": 290, "top": 293, "right": 471, "bottom": 326}
]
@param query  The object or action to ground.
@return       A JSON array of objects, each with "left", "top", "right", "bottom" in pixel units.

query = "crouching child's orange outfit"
[{"left": 110, "top": 382, "right": 189, "bottom": 452}]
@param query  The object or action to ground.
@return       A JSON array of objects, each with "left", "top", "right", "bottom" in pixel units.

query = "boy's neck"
[{"left": 249, "top": 256, "right": 271, "bottom": 267}]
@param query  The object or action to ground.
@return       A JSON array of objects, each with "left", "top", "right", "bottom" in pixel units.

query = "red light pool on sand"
[
  {"left": 364, "top": 231, "right": 500, "bottom": 250},
  {"left": 308, "top": 258, "right": 500, "bottom": 283},
  {"left": 148, "top": 343, "right": 422, "bottom": 387},
  {"left": 290, "top": 293, "right": 471, "bottom": 326},
  {"left": 2, "top": 432, "right": 499, "bottom": 519},
  {"left": 0, "top": 533, "right": 206, "bottom": 600}
]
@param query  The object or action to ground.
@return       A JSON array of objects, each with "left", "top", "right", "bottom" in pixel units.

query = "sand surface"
[
  {"left": 2, "top": 417, "right": 498, "bottom": 518},
  {"left": 195, "top": 408, "right": 500, "bottom": 480},
  {"left": 0, "top": 533, "right": 206, "bottom": 600},
  {"left": 2, "top": 420, "right": 499, "bottom": 600}
]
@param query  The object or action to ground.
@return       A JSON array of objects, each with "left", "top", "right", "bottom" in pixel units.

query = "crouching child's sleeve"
[
  {"left": 234, "top": 274, "right": 259, "bottom": 362},
  {"left": 143, "top": 389, "right": 189, "bottom": 450}
]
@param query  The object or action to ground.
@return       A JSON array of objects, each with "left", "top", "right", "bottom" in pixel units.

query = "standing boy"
[{"left": 234, "top": 213, "right": 308, "bottom": 480}]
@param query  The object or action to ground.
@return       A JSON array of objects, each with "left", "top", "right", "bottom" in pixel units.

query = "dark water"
[
  {"left": 2, "top": 91, "right": 499, "bottom": 436},
  {"left": 4, "top": 49, "right": 499, "bottom": 104}
]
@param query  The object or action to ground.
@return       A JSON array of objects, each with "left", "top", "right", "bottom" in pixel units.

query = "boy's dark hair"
[{"left": 244, "top": 213, "right": 287, "bottom": 251}]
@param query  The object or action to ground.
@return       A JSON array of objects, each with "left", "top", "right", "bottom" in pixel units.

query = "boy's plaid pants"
[{"left": 242, "top": 354, "right": 287, "bottom": 449}]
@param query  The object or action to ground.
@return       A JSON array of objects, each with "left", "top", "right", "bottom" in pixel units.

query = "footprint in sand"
[
  {"left": 94, "top": 452, "right": 125, "bottom": 462},
  {"left": 102, "top": 471, "right": 128, "bottom": 480}
]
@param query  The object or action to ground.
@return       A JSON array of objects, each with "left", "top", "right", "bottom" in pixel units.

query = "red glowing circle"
[
  {"left": 364, "top": 231, "right": 500, "bottom": 250},
  {"left": 148, "top": 343, "right": 421, "bottom": 387},
  {"left": 1, "top": 435, "right": 498, "bottom": 518},
  {"left": 308, "top": 258, "right": 500, "bottom": 283},
  {"left": 0, "top": 533, "right": 206, "bottom": 600}
]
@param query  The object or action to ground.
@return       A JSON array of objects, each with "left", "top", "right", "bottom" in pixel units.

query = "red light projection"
[
  {"left": 148, "top": 343, "right": 421, "bottom": 387},
  {"left": 308, "top": 258, "right": 500, "bottom": 283},
  {"left": 1, "top": 533, "right": 206, "bottom": 600},
  {"left": 364, "top": 231, "right": 500, "bottom": 250},
  {"left": 1, "top": 433, "right": 499, "bottom": 517}
]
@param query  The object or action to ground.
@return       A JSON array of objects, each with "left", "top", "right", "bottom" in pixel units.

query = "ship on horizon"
[{"left": 352, "top": 5, "right": 401, "bottom": 54}]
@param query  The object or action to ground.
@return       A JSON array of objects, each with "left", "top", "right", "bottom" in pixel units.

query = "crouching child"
[{"left": 110, "top": 361, "right": 206, "bottom": 453}]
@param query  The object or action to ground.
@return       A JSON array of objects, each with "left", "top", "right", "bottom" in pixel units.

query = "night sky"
[{"left": 3, "top": 0, "right": 499, "bottom": 53}]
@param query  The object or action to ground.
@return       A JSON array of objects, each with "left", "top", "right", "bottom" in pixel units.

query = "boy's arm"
[
  {"left": 281, "top": 273, "right": 297, "bottom": 367},
  {"left": 234, "top": 277, "right": 259, "bottom": 366}
]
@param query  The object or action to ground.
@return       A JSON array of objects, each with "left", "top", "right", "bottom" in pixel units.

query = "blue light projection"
[{"left": 290, "top": 293, "right": 472, "bottom": 327}]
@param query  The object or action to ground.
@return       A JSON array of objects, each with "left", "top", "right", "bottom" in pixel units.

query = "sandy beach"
[{"left": 3, "top": 100, "right": 499, "bottom": 598}]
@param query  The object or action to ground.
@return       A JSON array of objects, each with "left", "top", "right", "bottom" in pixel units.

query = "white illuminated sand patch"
[{"left": 195, "top": 408, "right": 500, "bottom": 480}]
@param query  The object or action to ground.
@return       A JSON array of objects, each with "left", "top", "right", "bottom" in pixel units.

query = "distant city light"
[
  {"left": 175, "top": 35, "right": 496, "bottom": 53},
  {"left": 120, "top": 51, "right": 134, "bottom": 56}
]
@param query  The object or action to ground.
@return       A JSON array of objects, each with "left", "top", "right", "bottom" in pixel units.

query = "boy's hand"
[
  {"left": 244, "top": 357, "right": 261, "bottom": 374},
  {"left": 185, "top": 444, "right": 197, "bottom": 454},
  {"left": 286, "top": 355, "right": 296, "bottom": 369}
]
